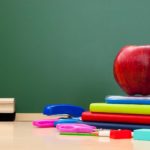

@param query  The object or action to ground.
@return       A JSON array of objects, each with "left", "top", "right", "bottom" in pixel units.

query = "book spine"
[
  {"left": 82, "top": 112, "right": 150, "bottom": 124},
  {"left": 90, "top": 103, "right": 150, "bottom": 115}
]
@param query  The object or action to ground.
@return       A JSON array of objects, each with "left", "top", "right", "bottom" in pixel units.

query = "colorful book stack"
[{"left": 81, "top": 96, "right": 150, "bottom": 130}]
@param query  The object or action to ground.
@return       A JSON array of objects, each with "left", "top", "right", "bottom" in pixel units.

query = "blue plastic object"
[
  {"left": 43, "top": 104, "right": 85, "bottom": 117},
  {"left": 106, "top": 96, "right": 150, "bottom": 104},
  {"left": 54, "top": 118, "right": 82, "bottom": 126},
  {"left": 133, "top": 129, "right": 150, "bottom": 141},
  {"left": 82, "top": 121, "right": 150, "bottom": 130}
]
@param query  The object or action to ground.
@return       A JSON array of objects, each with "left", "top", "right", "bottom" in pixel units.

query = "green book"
[{"left": 90, "top": 103, "right": 150, "bottom": 115}]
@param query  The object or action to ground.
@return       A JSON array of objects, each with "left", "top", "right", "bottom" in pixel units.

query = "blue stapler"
[
  {"left": 43, "top": 104, "right": 85, "bottom": 126},
  {"left": 33, "top": 104, "right": 85, "bottom": 128},
  {"left": 43, "top": 104, "right": 85, "bottom": 117}
]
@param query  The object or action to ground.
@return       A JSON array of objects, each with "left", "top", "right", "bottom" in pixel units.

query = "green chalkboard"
[{"left": 1, "top": 0, "right": 150, "bottom": 112}]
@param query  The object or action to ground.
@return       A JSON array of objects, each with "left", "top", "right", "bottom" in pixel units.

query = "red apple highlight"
[{"left": 113, "top": 45, "right": 150, "bottom": 95}]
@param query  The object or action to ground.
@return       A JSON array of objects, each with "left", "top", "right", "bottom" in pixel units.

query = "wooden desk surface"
[{"left": 0, "top": 122, "right": 150, "bottom": 150}]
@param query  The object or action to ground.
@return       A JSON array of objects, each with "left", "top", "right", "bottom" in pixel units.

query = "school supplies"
[
  {"left": 133, "top": 129, "right": 150, "bottom": 141},
  {"left": 82, "top": 111, "right": 150, "bottom": 124},
  {"left": 90, "top": 103, "right": 150, "bottom": 115},
  {"left": 33, "top": 104, "right": 85, "bottom": 128},
  {"left": 106, "top": 95, "right": 150, "bottom": 104},
  {"left": 59, "top": 127, "right": 132, "bottom": 139}
]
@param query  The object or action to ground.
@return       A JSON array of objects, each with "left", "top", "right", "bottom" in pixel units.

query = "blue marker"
[
  {"left": 54, "top": 118, "right": 82, "bottom": 126},
  {"left": 133, "top": 129, "right": 150, "bottom": 141}
]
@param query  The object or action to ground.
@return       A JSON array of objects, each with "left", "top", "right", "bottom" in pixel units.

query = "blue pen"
[{"left": 54, "top": 118, "right": 82, "bottom": 126}]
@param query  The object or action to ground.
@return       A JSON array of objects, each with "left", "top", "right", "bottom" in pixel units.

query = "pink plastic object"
[
  {"left": 32, "top": 119, "right": 59, "bottom": 128},
  {"left": 56, "top": 123, "right": 96, "bottom": 133}
]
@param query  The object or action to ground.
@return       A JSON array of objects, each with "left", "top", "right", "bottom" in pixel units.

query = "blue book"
[
  {"left": 105, "top": 96, "right": 150, "bottom": 104},
  {"left": 82, "top": 121, "right": 150, "bottom": 130}
]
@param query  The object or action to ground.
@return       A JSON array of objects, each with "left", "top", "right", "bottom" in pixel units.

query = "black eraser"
[{"left": 0, "top": 98, "right": 16, "bottom": 121}]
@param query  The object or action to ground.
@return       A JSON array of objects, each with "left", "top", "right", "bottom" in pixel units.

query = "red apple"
[{"left": 113, "top": 45, "right": 150, "bottom": 95}]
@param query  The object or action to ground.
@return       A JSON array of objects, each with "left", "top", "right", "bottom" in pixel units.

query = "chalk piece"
[{"left": 133, "top": 129, "right": 150, "bottom": 141}]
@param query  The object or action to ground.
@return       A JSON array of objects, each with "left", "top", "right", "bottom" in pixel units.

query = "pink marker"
[
  {"left": 56, "top": 123, "right": 96, "bottom": 133},
  {"left": 32, "top": 118, "right": 59, "bottom": 128}
]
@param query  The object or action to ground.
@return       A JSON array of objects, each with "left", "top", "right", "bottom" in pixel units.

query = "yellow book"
[{"left": 90, "top": 103, "right": 150, "bottom": 115}]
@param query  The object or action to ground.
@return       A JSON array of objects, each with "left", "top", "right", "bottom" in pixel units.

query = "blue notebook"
[
  {"left": 106, "top": 96, "right": 150, "bottom": 104},
  {"left": 82, "top": 121, "right": 150, "bottom": 130}
]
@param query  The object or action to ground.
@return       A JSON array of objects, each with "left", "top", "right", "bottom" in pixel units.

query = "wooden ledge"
[{"left": 15, "top": 113, "right": 52, "bottom": 121}]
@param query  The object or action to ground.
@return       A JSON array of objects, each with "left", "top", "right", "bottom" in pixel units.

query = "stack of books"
[
  {"left": 0, "top": 98, "right": 16, "bottom": 121},
  {"left": 81, "top": 96, "right": 150, "bottom": 130}
]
